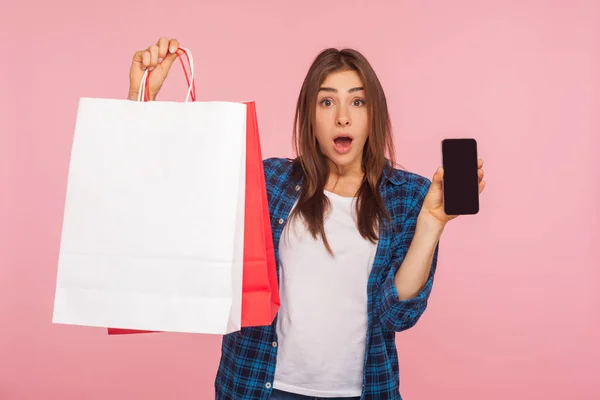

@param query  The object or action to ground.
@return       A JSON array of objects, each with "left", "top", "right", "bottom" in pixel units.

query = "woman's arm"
[
  {"left": 394, "top": 214, "right": 444, "bottom": 300},
  {"left": 378, "top": 180, "right": 439, "bottom": 333}
]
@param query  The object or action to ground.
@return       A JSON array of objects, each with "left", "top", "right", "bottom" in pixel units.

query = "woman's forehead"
[{"left": 320, "top": 70, "right": 364, "bottom": 90}]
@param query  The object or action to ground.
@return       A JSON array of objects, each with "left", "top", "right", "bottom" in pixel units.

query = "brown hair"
[{"left": 289, "top": 48, "right": 396, "bottom": 255}]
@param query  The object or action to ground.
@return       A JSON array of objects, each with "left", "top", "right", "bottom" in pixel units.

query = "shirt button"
[
  {"left": 265, "top": 382, "right": 272, "bottom": 389},
  {"left": 272, "top": 341, "right": 278, "bottom": 348},
  {"left": 278, "top": 218, "right": 284, "bottom": 225},
  {"left": 295, "top": 185, "right": 301, "bottom": 191}
]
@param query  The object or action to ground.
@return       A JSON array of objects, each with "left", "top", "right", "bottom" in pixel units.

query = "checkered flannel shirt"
[{"left": 215, "top": 157, "right": 439, "bottom": 399}]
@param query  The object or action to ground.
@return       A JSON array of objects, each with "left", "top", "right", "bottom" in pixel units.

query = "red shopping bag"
[
  {"left": 238, "top": 101, "right": 280, "bottom": 328},
  {"left": 107, "top": 101, "right": 279, "bottom": 334}
]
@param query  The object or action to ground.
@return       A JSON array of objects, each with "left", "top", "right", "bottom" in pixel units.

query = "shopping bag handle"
[{"left": 137, "top": 47, "right": 197, "bottom": 103}]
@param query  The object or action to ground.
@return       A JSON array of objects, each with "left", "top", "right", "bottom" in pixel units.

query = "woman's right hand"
[{"left": 128, "top": 36, "right": 181, "bottom": 101}]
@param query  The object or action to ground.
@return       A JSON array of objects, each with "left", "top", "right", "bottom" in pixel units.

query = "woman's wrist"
[
  {"left": 127, "top": 88, "right": 155, "bottom": 101},
  {"left": 416, "top": 211, "right": 446, "bottom": 239}
]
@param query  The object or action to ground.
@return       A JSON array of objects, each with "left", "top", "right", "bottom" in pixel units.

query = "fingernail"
[
  {"left": 158, "top": 57, "right": 163, "bottom": 63},
  {"left": 149, "top": 67, "right": 154, "bottom": 71},
  {"left": 170, "top": 46, "right": 176, "bottom": 53}
]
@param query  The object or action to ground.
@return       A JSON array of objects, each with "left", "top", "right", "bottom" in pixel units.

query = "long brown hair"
[{"left": 289, "top": 48, "right": 397, "bottom": 254}]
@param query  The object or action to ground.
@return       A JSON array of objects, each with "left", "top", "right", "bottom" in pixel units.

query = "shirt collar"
[{"left": 382, "top": 159, "right": 406, "bottom": 186}]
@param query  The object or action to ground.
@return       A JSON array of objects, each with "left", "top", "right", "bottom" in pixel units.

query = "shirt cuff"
[{"left": 379, "top": 251, "right": 437, "bottom": 332}]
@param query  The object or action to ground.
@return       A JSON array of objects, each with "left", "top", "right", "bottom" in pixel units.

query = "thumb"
[
  {"left": 432, "top": 167, "right": 444, "bottom": 185},
  {"left": 159, "top": 51, "right": 180, "bottom": 74}
]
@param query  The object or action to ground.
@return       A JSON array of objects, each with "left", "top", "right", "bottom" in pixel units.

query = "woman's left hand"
[{"left": 420, "top": 159, "right": 486, "bottom": 227}]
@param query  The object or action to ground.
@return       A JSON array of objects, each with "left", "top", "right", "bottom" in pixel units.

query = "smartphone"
[{"left": 441, "top": 138, "right": 479, "bottom": 215}]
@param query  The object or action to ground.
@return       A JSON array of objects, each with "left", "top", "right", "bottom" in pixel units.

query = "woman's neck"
[{"left": 325, "top": 160, "right": 364, "bottom": 198}]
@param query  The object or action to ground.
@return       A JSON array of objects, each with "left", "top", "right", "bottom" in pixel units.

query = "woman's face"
[{"left": 314, "top": 69, "right": 369, "bottom": 173}]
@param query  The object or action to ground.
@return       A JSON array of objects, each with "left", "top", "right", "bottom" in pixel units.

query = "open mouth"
[{"left": 333, "top": 135, "right": 353, "bottom": 154}]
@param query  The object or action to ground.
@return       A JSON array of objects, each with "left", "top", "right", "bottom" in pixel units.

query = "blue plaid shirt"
[{"left": 215, "top": 157, "right": 439, "bottom": 399}]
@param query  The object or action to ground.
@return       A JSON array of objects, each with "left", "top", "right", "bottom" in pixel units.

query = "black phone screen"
[{"left": 441, "top": 138, "right": 479, "bottom": 215}]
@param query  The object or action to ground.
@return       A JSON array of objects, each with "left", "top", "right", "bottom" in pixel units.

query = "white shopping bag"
[{"left": 52, "top": 48, "right": 247, "bottom": 334}]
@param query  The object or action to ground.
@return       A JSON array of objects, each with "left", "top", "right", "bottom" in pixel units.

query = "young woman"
[{"left": 128, "top": 37, "right": 485, "bottom": 400}]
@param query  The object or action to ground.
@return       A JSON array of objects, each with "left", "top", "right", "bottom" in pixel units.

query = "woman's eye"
[
  {"left": 353, "top": 99, "right": 365, "bottom": 106},
  {"left": 321, "top": 99, "right": 333, "bottom": 106}
]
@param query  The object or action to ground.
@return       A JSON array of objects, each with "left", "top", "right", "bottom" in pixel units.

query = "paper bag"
[{"left": 53, "top": 48, "right": 255, "bottom": 334}]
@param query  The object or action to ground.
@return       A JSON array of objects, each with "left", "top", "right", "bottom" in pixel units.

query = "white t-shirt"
[{"left": 273, "top": 190, "right": 379, "bottom": 397}]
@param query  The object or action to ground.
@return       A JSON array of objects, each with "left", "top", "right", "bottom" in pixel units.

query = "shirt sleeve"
[{"left": 378, "top": 180, "right": 439, "bottom": 333}]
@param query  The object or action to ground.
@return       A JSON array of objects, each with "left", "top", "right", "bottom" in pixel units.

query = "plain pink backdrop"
[{"left": 1, "top": 0, "right": 598, "bottom": 399}]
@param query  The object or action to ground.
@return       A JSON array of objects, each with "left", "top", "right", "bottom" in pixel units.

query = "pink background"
[{"left": 1, "top": 0, "right": 598, "bottom": 399}]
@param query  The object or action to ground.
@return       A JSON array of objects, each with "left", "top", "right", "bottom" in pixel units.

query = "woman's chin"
[{"left": 325, "top": 151, "right": 362, "bottom": 171}]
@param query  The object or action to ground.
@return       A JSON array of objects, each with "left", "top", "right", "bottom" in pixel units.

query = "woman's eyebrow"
[{"left": 318, "top": 87, "right": 364, "bottom": 93}]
